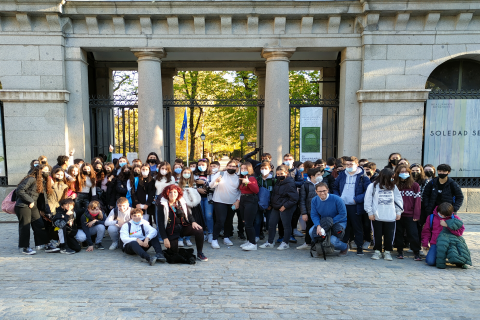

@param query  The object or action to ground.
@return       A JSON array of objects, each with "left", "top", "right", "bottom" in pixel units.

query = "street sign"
[{"left": 247, "top": 142, "right": 256, "bottom": 147}]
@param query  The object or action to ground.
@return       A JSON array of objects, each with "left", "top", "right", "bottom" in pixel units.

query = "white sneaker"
[
  {"left": 178, "top": 240, "right": 184, "bottom": 247},
  {"left": 223, "top": 238, "right": 233, "bottom": 246},
  {"left": 419, "top": 249, "right": 426, "bottom": 257},
  {"left": 371, "top": 250, "right": 382, "bottom": 260},
  {"left": 362, "top": 241, "right": 371, "bottom": 250},
  {"left": 296, "top": 243, "right": 310, "bottom": 250},
  {"left": 277, "top": 242, "right": 290, "bottom": 250},
  {"left": 259, "top": 242, "right": 274, "bottom": 249},
  {"left": 384, "top": 251, "right": 393, "bottom": 261},
  {"left": 207, "top": 234, "right": 213, "bottom": 244},
  {"left": 185, "top": 240, "right": 193, "bottom": 247},
  {"left": 240, "top": 240, "right": 249, "bottom": 248},
  {"left": 211, "top": 240, "right": 220, "bottom": 249},
  {"left": 242, "top": 243, "right": 257, "bottom": 251},
  {"left": 349, "top": 241, "right": 357, "bottom": 249},
  {"left": 293, "top": 229, "right": 304, "bottom": 238},
  {"left": 109, "top": 242, "right": 118, "bottom": 250},
  {"left": 255, "top": 237, "right": 260, "bottom": 243}
]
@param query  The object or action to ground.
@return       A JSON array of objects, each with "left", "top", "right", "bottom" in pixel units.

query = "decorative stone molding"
[
  {"left": 161, "top": 68, "right": 178, "bottom": 79},
  {"left": 261, "top": 48, "right": 296, "bottom": 62},
  {"left": 132, "top": 48, "right": 167, "bottom": 62},
  {"left": 0, "top": 90, "right": 70, "bottom": 103},
  {"left": 254, "top": 67, "right": 266, "bottom": 78},
  {"left": 356, "top": 89, "right": 431, "bottom": 103}
]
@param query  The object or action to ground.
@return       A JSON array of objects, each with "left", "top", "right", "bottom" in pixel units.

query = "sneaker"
[
  {"left": 109, "top": 242, "right": 118, "bottom": 250},
  {"left": 259, "top": 242, "right": 274, "bottom": 249},
  {"left": 185, "top": 240, "right": 193, "bottom": 247},
  {"left": 277, "top": 242, "right": 290, "bottom": 250},
  {"left": 414, "top": 254, "right": 422, "bottom": 261},
  {"left": 35, "top": 245, "right": 45, "bottom": 251},
  {"left": 211, "top": 240, "right": 220, "bottom": 249},
  {"left": 362, "top": 241, "right": 371, "bottom": 250},
  {"left": 50, "top": 240, "right": 59, "bottom": 248},
  {"left": 289, "top": 236, "right": 297, "bottom": 243},
  {"left": 242, "top": 243, "right": 257, "bottom": 251},
  {"left": 95, "top": 243, "right": 105, "bottom": 250},
  {"left": 240, "top": 240, "right": 249, "bottom": 248},
  {"left": 276, "top": 237, "right": 283, "bottom": 244},
  {"left": 178, "top": 240, "right": 184, "bottom": 248},
  {"left": 204, "top": 234, "right": 208, "bottom": 242},
  {"left": 296, "top": 243, "right": 310, "bottom": 250},
  {"left": 371, "top": 250, "right": 382, "bottom": 260},
  {"left": 60, "top": 247, "right": 76, "bottom": 254},
  {"left": 20, "top": 247, "right": 36, "bottom": 255},
  {"left": 293, "top": 229, "right": 304, "bottom": 238},
  {"left": 155, "top": 253, "right": 167, "bottom": 263},
  {"left": 349, "top": 241, "right": 357, "bottom": 249},
  {"left": 384, "top": 251, "right": 393, "bottom": 261},
  {"left": 148, "top": 256, "right": 157, "bottom": 266},
  {"left": 45, "top": 243, "right": 60, "bottom": 253},
  {"left": 407, "top": 249, "right": 413, "bottom": 253},
  {"left": 223, "top": 238, "right": 233, "bottom": 246},
  {"left": 356, "top": 247, "right": 364, "bottom": 256},
  {"left": 207, "top": 234, "right": 213, "bottom": 244},
  {"left": 419, "top": 249, "right": 426, "bottom": 257},
  {"left": 397, "top": 252, "right": 404, "bottom": 259},
  {"left": 339, "top": 248, "right": 349, "bottom": 256},
  {"left": 238, "top": 232, "right": 246, "bottom": 240},
  {"left": 197, "top": 252, "right": 208, "bottom": 262}
]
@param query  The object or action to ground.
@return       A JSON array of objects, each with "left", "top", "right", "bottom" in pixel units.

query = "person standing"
[{"left": 238, "top": 162, "right": 260, "bottom": 251}]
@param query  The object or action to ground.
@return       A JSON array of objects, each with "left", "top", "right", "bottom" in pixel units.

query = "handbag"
[{"left": 2, "top": 189, "right": 17, "bottom": 214}]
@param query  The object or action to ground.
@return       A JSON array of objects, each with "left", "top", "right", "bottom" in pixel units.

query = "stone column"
[
  {"left": 65, "top": 47, "right": 91, "bottom": 161},
  {"left": 338, "top": 47, "right": 362, "bottom": 157},
  {"left": 254, "top": 67, "right": 266, "bottom": 159},
  {"left": 261, "top": 48, "right": 295, "bottom": 166},
  {"left": 132, "top": 48, "right": 166, "bottom": 161},
  {"left": 162, "top": 68, "right": 177, "bottom": 164}
]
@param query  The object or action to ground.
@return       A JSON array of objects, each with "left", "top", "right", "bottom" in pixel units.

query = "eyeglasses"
[{"left": 316, "top": 190, "right": 328, "bottom": 193}]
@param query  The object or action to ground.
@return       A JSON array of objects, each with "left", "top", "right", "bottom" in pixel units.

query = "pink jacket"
[{"left": 421, "top": 207, "right": 464, "bottom": 247}]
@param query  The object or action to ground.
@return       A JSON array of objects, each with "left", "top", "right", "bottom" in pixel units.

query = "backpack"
[
  {"left": 258, "top": 186, "right": 270, "bottom": 210},
  {"left": 310, "top": 230, "right": 335, "bottom": 260},
  {"left": 120, "top": 222, "right": 145, "bottom": 250},
  {"left": 2, "top": 189, "right": 17, "bottom": 214},
  {"left": 163, "top": 248, "right": 196, "bottom": 264}
]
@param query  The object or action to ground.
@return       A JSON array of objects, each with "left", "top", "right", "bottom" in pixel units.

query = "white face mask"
[
  {"left": 211, "top": 167, "right": 219, "bottom": 173},
  {"left": 261, "top": 169, "right": 269, "bottom": 176},
  {"left": 141, "top": 171, "right": 149, "bottom": 177},
  {"left": 315, "top": 176, "right": 323, "bottom": 183},
  {"left": 160, "top": 169, "right": 168, "bottom": 175}
]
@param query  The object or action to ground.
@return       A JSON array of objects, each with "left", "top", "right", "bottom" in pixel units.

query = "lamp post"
[
  {"left": 200, "top": 131, "right": 206, "bottom": 159},
  {"left": 239, "top": 132, "right": 245, "bottom": 159}
]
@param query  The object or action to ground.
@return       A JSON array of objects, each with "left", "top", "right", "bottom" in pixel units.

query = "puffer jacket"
[
  {"left": 270, "top": 176, "right": 299, "bottom": 210},
  {"left": 435, "top": 218, "right": 472, "bottom": 269},
  {"left": 421, "top": 208, "right": 465, "bottom": 247},
  {"left": 423, "top": 177, "right": 464, "bottom": 215},
  {"left": 299, "top": 180, "right": 316, "bottom": 216}
]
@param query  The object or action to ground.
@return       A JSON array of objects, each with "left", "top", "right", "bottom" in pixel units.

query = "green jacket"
[{"left": 435, "top": 218, "right": 472, "bottom": 269}]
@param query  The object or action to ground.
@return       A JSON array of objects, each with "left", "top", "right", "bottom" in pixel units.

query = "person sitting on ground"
[
  {"left": 120, "top": 208, "right": 166, "bottom": 266},
  {"left": 309, "top": 182, "right": 348, "bottom": 255},
  {"left": 105, "top": 197, "right": 132, "bottom": 250},
  {"left": 52, "top": 198, "right": 81, "bottom": 254},
  {"left": 156, "top": 184, "right": 208, "bottom": 261},
  {"left": 77, "top": 201, "right": 106, "bottom": 251}
]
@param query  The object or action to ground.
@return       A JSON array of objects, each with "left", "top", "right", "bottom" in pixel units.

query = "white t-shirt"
[{"left": 209, "top": 172, "right": 241, "bottom": 205}]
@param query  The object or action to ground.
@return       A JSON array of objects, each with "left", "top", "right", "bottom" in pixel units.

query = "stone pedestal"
[
  {"left": 261, "top": 48, "right": 295, "bottom": 166},
  {"left": 254, "top": 67, "right": 266, "bottom": 159},
  {"left": 162, "top": 68, "right": 177, "bottom": 164},
  {"left": 132, "top": 48, "right": 166, "bottom": 161}
]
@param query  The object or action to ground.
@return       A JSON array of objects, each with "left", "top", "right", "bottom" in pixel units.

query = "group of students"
[{"left": 13, "top": 149, "right": 472, "bottom": 268}]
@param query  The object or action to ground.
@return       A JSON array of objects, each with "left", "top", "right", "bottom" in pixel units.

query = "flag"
[{"left": 180, "top": 108, "right": 187, "bottom": 141}]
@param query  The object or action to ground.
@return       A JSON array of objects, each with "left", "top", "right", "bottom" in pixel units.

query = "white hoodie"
[
  {"left": 119, "top": 219, "right": 157, "bottom": 246},
  {"left": 105, "top": 207, "right": 132, "bottom": 227},
  {"left": 364, "top": 183, "right": 404, "bottom": 222}
]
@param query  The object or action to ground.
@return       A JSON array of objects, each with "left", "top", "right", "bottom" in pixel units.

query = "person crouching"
[{"left": 105, "top": 197, "right": 131, "bottom": 250}]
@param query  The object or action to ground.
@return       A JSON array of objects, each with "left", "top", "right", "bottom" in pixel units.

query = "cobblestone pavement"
[{"left": 0, "top": 221, "right": 479, "bottom": 320}]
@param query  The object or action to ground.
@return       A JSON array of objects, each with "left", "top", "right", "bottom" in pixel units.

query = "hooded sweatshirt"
[
  {"left": 364, "top": 183, "right": 403, "bottom": 222},
  {"left": 105, "top": 207, "right": 132, "bottom": 227},
  {"left": 119, "top": 219, "right": 157, "bottom": 247}
]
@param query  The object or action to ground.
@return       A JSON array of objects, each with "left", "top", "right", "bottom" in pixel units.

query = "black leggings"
[
  {"left": 15, "top": 204, "right": 48, "bottom": 248},
  {"left": 168, "top": 225, "right": 204, "bottom": 254},
  {"left": 395, "top": 216, "right": 420, "bottom": 254},
  {"left": 240, "top": 194, "right": 258, "bottom": 244},
  {"left": 213, "top": 202, "right": 235, "bottom": 240},
  {"left": 268, "top": 206, "right": 296, "bottom": 244},
  {"left": 371, "top": 220, "right": 396, "bottom": 252}
]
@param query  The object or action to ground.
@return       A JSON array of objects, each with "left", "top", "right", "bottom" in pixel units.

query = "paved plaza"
[{"left": 0, "top": 218, "right": 479, "bottom": 320}]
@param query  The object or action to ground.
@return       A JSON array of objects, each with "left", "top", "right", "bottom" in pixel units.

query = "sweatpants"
[
  {"left": 107, "top": 225, "right": 121, "bottom": 243},
  {"left": 213, "top": 202, "right": 235, "bottom": 241},
  {"left": 75, "top": 225, "right": 105, "bottom": 245},
  {"left": 268, "top": 206, "right": 296, "bottom": 244},
  {"left": 371, "top": 220, "right": 396, "bottom": 252},
  {"left": 240, "top": 194, "right": 258, "bottom": 244},
  {"left": 342, "top": 205, "right": 364, "bottom": 247},
  {"left": 395, "top": 216, "right": 420, "bottom": 254},
  {"left": 123, "top": 237, "right": 163, "bottom": 260},
  {"left": 15, "top": 204, "right": 48, "bottom": 248},
  {"left": 168, "top": 224, "right": 204, "bottom": 254},
  {"left": 57, "top": 228, "right": 82, "bottom": 252}
]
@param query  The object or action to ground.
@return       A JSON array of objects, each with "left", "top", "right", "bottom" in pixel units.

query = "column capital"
[
  {"left": 161, "top": 68, "right": 178, "bottom": 79},
  {"left": 254, "top": 67, "right": 266, "bottom": 78},
  {"left": 132, "top": 48, "right": 166, "bottom": 61},
  {"left": 261, "top": 48, "right": 295, "bottom": 62}
]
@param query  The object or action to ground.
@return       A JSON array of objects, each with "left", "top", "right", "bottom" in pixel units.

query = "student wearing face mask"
[
  {"left": 282, "top": 154, "right": 304, "bottom": 188},
  {"left": 28, "top": 159, "right": 40, "bottom": 174},
  {"left": 210, "top": 161, "right": 220, "bottom": 175},
  {"left": 15, "top": 165, "right": 60, "bottom": 254},
  {"left": 194, "top": 159, "right": 215, "bottom": 242},
  {"left": 105, "top": 197, "right": 131, "bottom": 250},
  {"left": 237, "top": 162, "right": 260, "bottom": 251},
  {"left": 208, "top": 160, "right": 241, "bottom": 249},
  {"left": 47, "top": 168, "right": 68, "bottom": 213},
  {"left": 422, "top": 164, "right": 463, "bottom": 222},
  {"left": 116, "top": 165, "right": 132, "bottom": 205},
  {"left": 155, "top": 162, "right": 176, "bottom": 196},
  {"left": 242, "top": 148, "right": 274, "bottom": 177},
  {"left": 364, "top": 162, "right": 379, "bottom": 183},
  {"left": 38, "top": 155, "right": 49, "bottom": 167},
  {"left": 74, "top": 163, "right": 97, "bottom": 226},
  {"left": 172, "top": 163, "right": 183, "bottom": 183},
  {"left": 77, "top": 201, "right": 106, "bottom": 251},
  {"left": 66, "top": 165, "right": 79, "bottom": 201},
  {"left": 189, "top": 162, "right": 197, "bottom": 172},
  {"left": 423, "top": 164, "right": 436, "bottom": 182},
  {"left": 93, "top": 161, "right": 104, "bottom": 188},
  {"left": 129, "top": 165, "right": 156, "bottom": 224},
  {"left": 255, "top": 161, "right": 275, "bottom": 241},
  {"left": 115, "top": 156, "right": 129, "bottom": 176},
  {"left": 102, "top": 162, "right": 117, "bottom": 209},
  {"left": 385, "top": 153, "right": 401, "bottom": 170},
  {"left": 146, "top": 152, "right": 160, "bottom": 176}
]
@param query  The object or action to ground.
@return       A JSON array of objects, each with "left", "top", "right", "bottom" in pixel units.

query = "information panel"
[{"left": 299, "top": 108, "right": 322, "bottom": 162}]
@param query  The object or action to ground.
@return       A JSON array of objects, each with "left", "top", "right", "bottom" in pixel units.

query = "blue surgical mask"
[
  {"left": 198, "top": 166, "right": 206, "bottom": 172},
  {"left": 183, "top": 173, "right": 191, "bottom": 179},
  {"left": 34, "top": 163, "right": 38, "bottom": 167},
  {"left": 284, "top": 161, "right": 292, "bottom": 166},
  {"left": 299, "top": 168, "right": 304, "bottom": 173},
  {"left": 346, "top": 167, "right": 355, "bottom": 173},
  {"left": 174, "top": 168, "right": 182, "bottom": 174},
  {"left": 399, "top": 173, "right": 410, "bottom": 179},
  {"left": 132, "top": 220, "right": 140, "bottom": 225},
  {"left": 119, "top": 162, "right": 126, "bottom": 167},
  {"left": 240, "top": 171, "right": 248, "bottom": 176}
]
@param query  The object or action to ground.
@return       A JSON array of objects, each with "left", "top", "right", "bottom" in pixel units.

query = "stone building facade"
[{"left": 0, "top": 0, "right": 479, "bottom": 210}]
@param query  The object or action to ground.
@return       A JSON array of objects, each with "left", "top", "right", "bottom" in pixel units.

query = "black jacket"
[
  {"left": 15, "top": 176, "right": 39, "bottom": 208},
  {"left": 322, "top": 171, "right": 335, "bottom": 192},
  {"left": 132, "top": 178, "right": 156, "bottom": 207},
  {"left": 423, "top": 177, "right": 464, "bottom": 215},
  {"left": 115, "top": 177, "right": 128, "bottom": 200},
  {"left": 105, "top": 176, "right": 117, "bottom": 207},
  {"left": 299, "top": 180, "right": 317, "bottom": 216},
  {"left": 270, "top": 176, "right": 299, "bottom": 210}
]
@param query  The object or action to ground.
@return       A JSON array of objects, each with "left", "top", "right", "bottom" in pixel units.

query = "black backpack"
[
  {"left": 120, "top": 222, "right": 145, "bottom": 251},
  {"left": 310, "top": 230, "right": 336, "bottom": 260}
]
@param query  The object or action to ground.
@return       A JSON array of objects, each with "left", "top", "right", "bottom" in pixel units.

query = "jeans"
[
  {"left": 213, "top": 202, "right": 235, "bottom": 240},
  {"left": 75, "top": 225, "right": 105, "bottom": 244},
  {"left": 425, "top": 244, "right": 437, "bottom": 266},
  {"left": 255, "top": 207, "right": 271, "bottom": 237},
  {"left": 342, "top": 205, "right": 364, "bottom": 247},
  {"left": 15, "top": 204, "right": 48, "bottom": 248},
  {"left": 200, "top": 197, "right": 214, "bottom": 234},
  {"left": 107, "top": 225, "right": 121, "bottom": 243},
  {"left": 240, "top": 194, "right": 258, "bottom": 244},
  {"left": 309, "top": 222, "right": 348, "bottom": 251},
  {"left": 268, "top": 206, "right": 296, "bottom": 244}
]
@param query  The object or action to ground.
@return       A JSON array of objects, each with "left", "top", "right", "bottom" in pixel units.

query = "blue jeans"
[
  {"left": 255, "top": 207, "right": 271, "bottom": 237},
  {"left": 200, "top": 197, "right": 214, "bottom": 234},
  {"left": 426, "top": 244, "right": 437, "bottom": 266},
  {"left": 309, "top": 222, "right": 348, "bottom": 251}
]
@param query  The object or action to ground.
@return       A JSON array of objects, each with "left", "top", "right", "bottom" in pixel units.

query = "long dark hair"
[
  {"left": 22, "top": 164, "right": 53, "bottom": 195},
  {"left": 156, "top": 161, "right": 173, "bottom": 182},
  {"left": 118, "top": 164, "right": 132, "bottom": 181},
  {"left": 138, "top": 164, "right": 153, "bottom": 187},
  {"left": 410, "top": 163, "right": 427, "bottom": 183},
  {"left": 385, "top": 152, "right": 402, "bottom": 169},
  {"left": 194, "top": 159, "right": 212, "bottom": 176},
  {"left": 374, "top": 168, "right": 395, "bottom": 190},
  {"left": 395, "top": 164, "right": 414, "bottom": 190},
  {"left": 145, "top": 152, "right": 160, "bottom": 165},
  {"left": 129, "top": 165, "right": 141, "bottom": 190},
  {"left": 78, "top": 163, "right": 96, "bottom": 190}
]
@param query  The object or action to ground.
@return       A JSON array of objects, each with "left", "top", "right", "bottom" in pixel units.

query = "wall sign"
[{"left": 300, "top": 108, "right": 322, "bottom": 162}]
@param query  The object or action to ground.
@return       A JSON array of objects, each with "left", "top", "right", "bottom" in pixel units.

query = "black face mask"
[
  {"left": 438, "top": 173, "right": 448, "bottom": 179},
  {"left": 42, "top": 172, "right": 50, "bottom": 178},
  {"left": 124, "top": 170, "right": 130, "bottom": 175},
  {"left": 424, "top": 171, "right": 434, "bottom": 178},
  {"left": 390, "top": 159, "right": 399, "bottom": 166},
  {"left": 94, "top": 168, "right": 102, "bottom": 173},
  {"left": 411, "top": 172, "right": 418, "bottom": 179},
  {"left": 133, "top": 171, "right": 140, "bottom": 177},
  {"left": 226, "top": 169, "right": 236, "bottom": 175},
  {"left": 148, "top": 159, "right": 156, "bottom": 164},
  {"left": 83, "top": 171, "right": 90, "bottom": 175},
  {"left": 365, "top": 171, "right": 372, "bottom": 177},
  {"left": 277, "top": 175, "right": 286, "bottom": 181},
  {"left": 41, "top": 160, "right": 47, "bottom": 164},
  {"left": 56, "top": 177, "right": 63, "bottom": 182}
]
